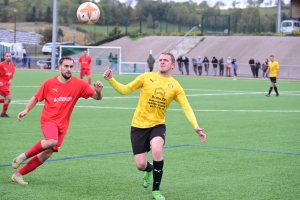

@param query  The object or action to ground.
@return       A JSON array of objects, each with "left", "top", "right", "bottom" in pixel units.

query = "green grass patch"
[{"left": 0, "top": 70, "right": 299, "bottom": 200}]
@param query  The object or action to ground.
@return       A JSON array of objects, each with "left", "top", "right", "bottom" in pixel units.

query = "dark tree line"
[{"left": 0, "top": 0, "right": 290, "bottom": 34}]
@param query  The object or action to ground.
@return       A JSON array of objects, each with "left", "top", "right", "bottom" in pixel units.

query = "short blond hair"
[{"left": 161, "top": 52, "right": 175, "bottom": 64}]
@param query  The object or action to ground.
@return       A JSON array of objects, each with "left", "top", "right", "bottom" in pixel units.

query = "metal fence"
[
  {"left": 16, "top": 56, "right": 300, "bottom": 80},
  {"left": 171, "top": 63, "right": 300, "bottom": 80}
]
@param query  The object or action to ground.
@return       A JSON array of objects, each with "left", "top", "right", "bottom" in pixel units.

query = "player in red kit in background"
[
  {"left": 77, "top": 49, "right": 92, "bottom": 85},
  {"left": 0, "top": 52, "right": 15, "bottom": 118},
  {"left": 11, "top": 56, "right": 104, "bottom": 184}
]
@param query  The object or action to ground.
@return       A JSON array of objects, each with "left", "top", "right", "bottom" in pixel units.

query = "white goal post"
[
  {"left": 59, "top": 45, "right": 122, "bottom": 73},
  {"left": 119, "top": 62, "right": 148, "bottom": 75},
  {"left": 59, "top": 45, "right": 148, "bottom": 75}
]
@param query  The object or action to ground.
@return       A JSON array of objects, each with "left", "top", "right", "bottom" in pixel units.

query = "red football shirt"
[
  {"left": 78, "top": 56, "right": 91, "bottom": 69},
  {"left": 35, "top": 76, "right": 95, "bottom": 134},
  {"left": 0, "top": 61, "right": 15, "bottom": 91}
]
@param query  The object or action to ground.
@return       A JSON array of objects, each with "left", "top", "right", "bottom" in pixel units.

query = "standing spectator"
[
  {"left": 103, "top": 52, "right": 206, "bottom": 200},
  {"left": 11, "top": 51, "right": 16, "bottom": 66},
  {"left": 147, "top": 54, "right": 155, "bottom": 72},
  {"left": 261, "top": 58, "right": 269, "bottom": 78},
  {"left": 225, "top": 57, "right": 232, "bottom": 77},
  {"left": 192, "top": 57, "right": 198, "bottom": 75},
  {"left": 0, "top": 52, "right": 15, "bottom": 117},
  {"left": 197, "top": 56, "right": 202, "bottom": 76},
  {"left": 176, "top": 56, "right": 183, "bottom": 74},
  {"left": 55, "top": 51, "right": 59, "bottom": 69},
  {"left": 77, "top": 50, "right": 92, "bottom": 85},
  {"left": 112, "top": 54, "right": 118, "bottom": 72},
  {"left": 211, "top": 56, "right": 218, "bottom": 76},
  {"left": 21, "top": 53, "right": 27, "bottom": 69},
  {"left": 182, "top": 56, "right": 189, "bottom": 75},
  {"left": 265, "top": 55, "right": 280, "bottom": 97},
  {"left": 108, "top": 52, "right": 113, "bottom": 70},
  {"left": 202, "top": 56, "right": 210, "bottom": 76},
  {"left": 255, "top": 60, "right": 261, "bottom": 78},
  {"left": 249, "top": 58, "right": 255, "bottom": 78},
  {"left": 232, "top": 58, "right": 238, "bottom": 80},
  {"left": 27, "top": 54, "right": 31, "bottom": 69},
  {"left": 218, "top": 57, "right": 224, "bottom": 76},
  {"left": 11, "top": 57, "right": 104, "bottom": 185}
]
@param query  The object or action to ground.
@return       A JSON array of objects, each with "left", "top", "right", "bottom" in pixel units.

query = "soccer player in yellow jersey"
[
  {"left": 103, "top": 52, "right": 206, "bottom": 200},
  {"left": 265, "top": 55, "right": 280, "bottom": 97}
]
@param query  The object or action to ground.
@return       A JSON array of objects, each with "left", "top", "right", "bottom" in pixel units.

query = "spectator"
[
  {"left": 27, "top": 54, "right": 31, "bottom": 69},
  {"left": 192, "top": 57, "right": 198, "bottom": 75},
  {"left": 249, "top": 58, "right": 255, "bottom": 78},
  {"left": 197, "top": 56, "right": 202, "bottom": 76},
  {"left": 232, "top": 58, "right": 238, "bottom": 80},
  {"left": 21, "top": 53, "right": 27, "bottom": 69},
  {"left": 176, "top": 56, "right": 183, "bottom": 74},
  {"left": 202, "top": 57, "right": 209, "bottom": 76},
  {"left": 55, "top": 51, "right": 59, "bottom": 69},
  {"left": 255, "top": 60, "right": 261, "bottom": 78},
  {"left": 261, "top": 58, "right": 269, "bottom": 79},
  {"left": 225, "top": 57, "right": 232, "bottom": 77},
  {"left": 147, "top": 54, "right": 155, "bottom": 72},
  {"left": 11, "top": 51, "right": 16, "bottom": 66},
  {"left": 112, "top": 54, "right": 118, "bottom": 72},
  {"left": 211, "top": 56, "right": 218, "bottom": 76},
  {"left": 108, "top": 52, "right": 113, "bottom": 70},
  {"left": 218, "top": 57, "right": 224, "bottom": 76},
  {"left": 182, "top": 56, "right": 189, "bottom": 75}
]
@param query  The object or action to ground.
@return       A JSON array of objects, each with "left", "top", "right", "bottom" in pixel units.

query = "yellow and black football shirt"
[
  {"left": 108, "top": 72, "right": 199, "bottom": 129},
  {"left": 268, "top": 61, "right": 280, "bottom": 77}
]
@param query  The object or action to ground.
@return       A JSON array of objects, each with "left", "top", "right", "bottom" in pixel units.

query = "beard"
[{"left": 61, "top": 71, "right": 72, "bottom": 80}]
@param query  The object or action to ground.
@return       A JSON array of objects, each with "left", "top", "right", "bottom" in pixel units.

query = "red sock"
[
  {"left": 17, "top": 156, "right": 43, "bottom": 176},
  {"left": 1, "top": 103, "right": 8, "bottom": 114},
  {"left": 0, "top": 98, "right": 4, "bottom": 103},
  {"left": 88, "top": 79, "right": 91, "bottom": 85},
  {"left": 25, "top": 141, "right": 44, "bottom": 158}
]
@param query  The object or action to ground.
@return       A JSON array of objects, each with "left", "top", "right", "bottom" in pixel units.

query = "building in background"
[{"left": 291, "top": 0, "right": 300, "bottom": 20}]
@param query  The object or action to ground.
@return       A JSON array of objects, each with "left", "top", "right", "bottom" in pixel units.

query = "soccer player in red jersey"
[
  {"left": 11, "top": 56, "right": 104, "bottom": 184},
  {"left": 77, "top": 49, "right": 92, "bottom": 85},
  {"left": 0, "top": 52, "right": 15, "bottom": 118}
]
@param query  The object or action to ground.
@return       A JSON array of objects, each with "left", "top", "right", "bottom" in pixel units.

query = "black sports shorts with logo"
[
  {"left": 270, "top": 77, "right": 277, "bottom": 83},
  {"left": 131, "top": 124, "right": 166, "bottom": 155}
]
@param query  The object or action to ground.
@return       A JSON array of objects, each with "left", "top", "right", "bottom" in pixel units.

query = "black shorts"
[
  {"left": 131, "top": 124, "right": 166, "bottom": 155},
  {"left": 270, "top": 77, "right": 277, "bottom": 83}
]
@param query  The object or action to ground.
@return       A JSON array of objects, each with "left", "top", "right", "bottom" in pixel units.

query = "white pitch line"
[
  {"left": 10, "top": 90, "right": 300, "bottom": 104},
  {"left": 11, "top": 85, "right": 300, "bottom": 94},
  {"left": 11, "top": 103, "right": 300, "bottom": 113}
]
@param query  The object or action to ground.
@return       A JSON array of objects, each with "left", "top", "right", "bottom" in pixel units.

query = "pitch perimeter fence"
[{"left": 15, "top": 56, "right": 300, "bottom": 80}]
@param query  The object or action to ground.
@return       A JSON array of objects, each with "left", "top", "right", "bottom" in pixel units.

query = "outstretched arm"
[
  {"left": 181, "top": 103, "right": 206, "bottom": 143},
  {"left": 17, "top": 96, "right": 38, "bottom": 121},
  {"left": 91, "top": 81, "right": 104, "bottom": 100},
  {"left": 103, "top": 69, "right": 133, "bottom": 95}
]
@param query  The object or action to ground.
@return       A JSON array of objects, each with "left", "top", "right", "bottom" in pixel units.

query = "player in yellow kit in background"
[
  {"left": 103, "top": 52, "right": 206, "bottom": 200},
  {"left": 265, "top": 55, "right": 280, "bottom": 97}
]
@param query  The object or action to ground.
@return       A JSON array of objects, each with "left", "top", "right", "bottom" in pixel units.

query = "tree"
[
  {"left": 32, "top": 6, "right": 36, "bottom": 22},
  {"left": 214, "top": 1, "right": 226, "bottom": 9},
  {"left": 198, "top": 1, "right": 210, "bottom": 12},
  {"left": 58, "top": 28, "right": 64, "bottom": 42},
  {"left": 41, "top": 27, "right": 53, "bottom": 43},
  {"left": 44, "top": 6, "right": 52, "bottom": 23},
  {"left": 108, "top": 26, "right": 121, "bottom": 37},
  {"left": 1, "top": 9, "right": 9, "bottom": 22}
]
